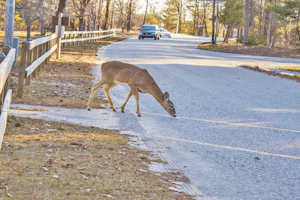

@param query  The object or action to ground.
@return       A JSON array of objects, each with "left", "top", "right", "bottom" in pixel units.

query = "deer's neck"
[{"left": 148, "top": 82, "right": 164, "bottom": 105}]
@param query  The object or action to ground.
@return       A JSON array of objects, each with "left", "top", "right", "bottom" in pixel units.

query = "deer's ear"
[{"left": 163, "top": 92, "right": 169, "bottom": 101}]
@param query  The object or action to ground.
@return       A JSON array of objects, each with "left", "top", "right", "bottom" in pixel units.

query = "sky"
[{"left": 137, "top": 0, "right": 166, "bottom": 14}]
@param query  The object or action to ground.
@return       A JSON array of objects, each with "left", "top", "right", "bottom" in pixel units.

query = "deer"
[{"left": 87, "top": 61, "right": 176, "bottom": 117}]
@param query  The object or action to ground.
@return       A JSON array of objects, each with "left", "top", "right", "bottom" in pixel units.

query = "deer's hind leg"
[
  {"left": 87, "top": 79, "right": 106, "bottom": 110},
  {"left": 104, "top": 82, "right": 117, "bottom": 111},
  {"left": 130, "top": 87, "right": 141, "bottom": 116}
]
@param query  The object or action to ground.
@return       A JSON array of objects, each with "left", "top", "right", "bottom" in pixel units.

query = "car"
[
  {"left": 159, "top": 28, "right": 171, "bottom": 38},
  {"left": 138, "top": 25, "right": 160, "bottom": 40}
]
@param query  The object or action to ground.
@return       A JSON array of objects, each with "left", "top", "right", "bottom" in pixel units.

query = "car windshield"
[{"left": 141, "top": 26, "right": 156, "bottom": 30}]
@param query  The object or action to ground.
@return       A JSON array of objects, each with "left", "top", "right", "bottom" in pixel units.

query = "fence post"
[
  {"left": 17, "top": 41, "right": 29, "bottom": 98},
  {"left": 25, "top": 47, "right": 33, "bottom": 85},
  {"left": 56, "top": 12, "right": 62, "bottom": 59}
]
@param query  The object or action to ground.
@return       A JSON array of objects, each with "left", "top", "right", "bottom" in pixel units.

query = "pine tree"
[{"left": 219, "top": 0, "right": 244, "bottom": 43}]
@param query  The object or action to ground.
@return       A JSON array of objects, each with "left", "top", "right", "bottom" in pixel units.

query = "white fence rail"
[
  {"left": 17, "top": 28, "right": 116, "bottom": 98},
  {"left": 0, "top": 48, "right": 15, "bottom": 151}
]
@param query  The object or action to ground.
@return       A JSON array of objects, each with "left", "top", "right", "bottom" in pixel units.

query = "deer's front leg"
[
  {"left": 104, "top": 82, "right": 117, "bottom": 112},
  {"left": 87, "top": 80, "right": 105, "bottom": 110},
  {"left": 121, "top": 90, "right": 133, "bottom": 113}
]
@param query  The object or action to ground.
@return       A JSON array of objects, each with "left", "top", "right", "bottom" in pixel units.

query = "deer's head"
[{"left": 162, "top": 92, "right": 176, "bottom": 117}]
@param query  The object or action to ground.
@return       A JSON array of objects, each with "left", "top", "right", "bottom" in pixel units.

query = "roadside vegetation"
[
  {"left": 197, "top": 41, "right": 300, "bottom": 59},
  {"left": 240, "top": 65, "right": 300, "bottom": 83}
]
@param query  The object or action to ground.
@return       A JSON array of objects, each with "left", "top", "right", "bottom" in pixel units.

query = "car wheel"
[{"left": 138, "top": 36, "right": 141, "bottom": 39}]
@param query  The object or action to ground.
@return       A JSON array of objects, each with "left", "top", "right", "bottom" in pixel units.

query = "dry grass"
[
  {"left": 0, "top": 116, "right": 193, "bottom": 199},
  {"left": 198, "top": 41, "right": 300, "bottom": 59},
  {"left": 9, "top": 38, "right": 127, "bottom": 108},
  {"left": 240, "top": 65, "right": 300, "bottom": 82},
  {"left": 276, "top": 66, "right": 300, "bottom": 72}
]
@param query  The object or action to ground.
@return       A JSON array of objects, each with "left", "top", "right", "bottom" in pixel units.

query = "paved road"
[{"left": 10, "top": 35, "right": 300, "bottom": 199}]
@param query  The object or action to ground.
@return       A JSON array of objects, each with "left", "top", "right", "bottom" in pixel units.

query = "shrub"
[{"left": 244, "top": 32, "right": 267, "bottom": 47}]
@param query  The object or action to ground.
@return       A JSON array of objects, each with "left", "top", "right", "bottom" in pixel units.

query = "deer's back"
[{"left": 101, "top": 61, "right": 155, "bottom": 85}]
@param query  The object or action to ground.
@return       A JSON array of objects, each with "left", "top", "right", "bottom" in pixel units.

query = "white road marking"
[{"left": 153, "top": 135, "right": 300, "bottom": 160}]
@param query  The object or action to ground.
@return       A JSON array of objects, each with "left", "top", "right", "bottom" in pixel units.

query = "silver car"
[
  {"left": 138, "top": 25, "right": 160, "bottom": 40},
  {"left": 159, "top": 28, "right": 171, "bottom": 38}
]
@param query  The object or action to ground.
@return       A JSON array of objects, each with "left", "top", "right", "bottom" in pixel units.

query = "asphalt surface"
[{"left": 10, "top": 34, "right": 300, "bottom": 199}]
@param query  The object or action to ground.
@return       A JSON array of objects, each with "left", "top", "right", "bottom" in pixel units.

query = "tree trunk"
[
  {"left": 263, "top": 7, "right": 270, "bottom": 41},
  {"left": 110, "top": 1, "right": 115, "bottom": 29},
  {"left": 271, "top": 19, "right": 277, "bottom": 48},
  {"left": 258, "top": 0, "right": 263, "bottom": 34},
  {"left": 203, "top": 2, "right": 207, "bottom": 35},
  {"left": 224, "top": 24, "right": 232, "bottom": 44},
  {"left": 55, "top": 0, "right": 67, "bottom": 26},
  {"left": 237, "top": 28, "right": 240, "bottom": 43},
  {"left": 243, "top": 0, "right": 249, "bottom": 42},
  {"left": 27, "top": 23, "right": 31, "bottom": 41},
  {"left": 269, "top": 12, "right": 273, "bottom": 45},
  {"left": 97, "top": 0, "right": 103, "bottom": 30},
  {"left": 143, "top": 0, "right": 149, "bottom": 24},
  {"left": 250, "top": 0, "right": 255, "bottom": 28},
  {"left": 79, "top": 16, "right": 85, "bottom": 31},
  {"left": 102, "top": 0, "right": 110, "bottom": 30},
  {"left": 127, "top": 0, "right": 133, "bottom": 32}
]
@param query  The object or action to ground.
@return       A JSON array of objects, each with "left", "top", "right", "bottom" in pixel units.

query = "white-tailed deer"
[{"left": 87, "top": 61, "right": 176, "bottom": 117}]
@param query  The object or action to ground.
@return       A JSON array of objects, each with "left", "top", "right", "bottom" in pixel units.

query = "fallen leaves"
[{"left": 0, "top": 185, "right": 12, "bottom": 197}]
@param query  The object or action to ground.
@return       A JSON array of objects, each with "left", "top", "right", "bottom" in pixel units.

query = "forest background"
[{"left": 0, "top": 0, "right": 299, "bottom": 48}]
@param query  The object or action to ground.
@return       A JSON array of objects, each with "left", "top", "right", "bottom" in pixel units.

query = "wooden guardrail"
[
  {"left": 17, "top": 32, "right": 57, "bottom": 97},
  {"left": 61, "top": 29, "right": 116, "bottom": 46},
  {"left": 0, "top": 48, "right": 15, "bottom": 151},
  {"left": 17, "top": 28, "right": 116, "bottom": 98}
]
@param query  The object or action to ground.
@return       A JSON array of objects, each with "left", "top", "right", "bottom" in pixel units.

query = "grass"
[
  {"left": 9, "top": 39, "right": 125, "bottom": 108},
  {"left": 276, "top": 66, "right": 300, "bottom": 72},
  {"left": 0, "top": 116, "right": 193, "bottom": 199},
  {"left": 240, "top": 65, "right": 300, "bottom": 82},
  {"left": 198, "top": 41, "right": 300, "bottom": 59},
  {"left": 197, "top": 41, "right": 243, "bottom": 52}
]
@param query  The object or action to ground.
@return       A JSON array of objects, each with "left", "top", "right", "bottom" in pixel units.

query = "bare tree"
[
  {"left": 102, "top": 0, "right": 111, "bottom": 30},
  {"left": 87, "top": 0, "right": 104, "bottom": 30},
  {"left": 115, "top": 0, "right": 126, "bottom": 29},
  {"left": 54, "top": 0, "right": 68, "bottom": 25},
  {"left": 126, "top": 0, "right": 133, "bottom": 32},
  {"left": 72, "top": 0, "right": 92, "bottom": 31},
  {"left": 38, "top": 0, "right": 56, "bottom": 35},
  {"left": 16, "top": 0, "right": 44, "bottom": 40}
]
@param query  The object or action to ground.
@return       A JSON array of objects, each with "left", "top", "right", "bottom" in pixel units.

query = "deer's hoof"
[{"left": 88, "top": 109, "right": 91, "bottom": 111}]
